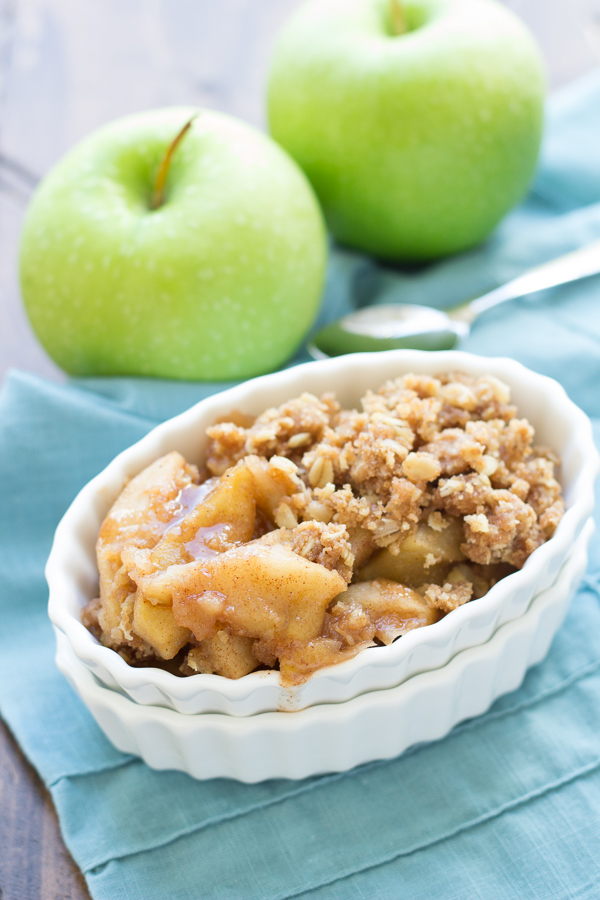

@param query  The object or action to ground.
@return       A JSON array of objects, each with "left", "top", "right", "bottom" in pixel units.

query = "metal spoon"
[{"left": 308, "top": 238, "right": 600, "bottom": 358}]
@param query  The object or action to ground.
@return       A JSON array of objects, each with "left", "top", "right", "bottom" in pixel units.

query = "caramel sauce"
[
  {"left": 185, "top": 524, "right": 236, "bottom": 560},
  {"left": 164, "top": 482, "right": 242, "bottom": 562},
  {"left": 164, "top": 481, "right": 218, "bottom": 530}
]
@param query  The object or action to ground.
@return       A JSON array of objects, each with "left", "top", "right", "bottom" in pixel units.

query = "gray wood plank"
[{"left": 0, "top": 719, "right": 90, "bottom": 900}]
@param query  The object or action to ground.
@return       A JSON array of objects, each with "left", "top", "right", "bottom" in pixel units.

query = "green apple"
[
  {"left": 268, "top": 0, "right": 545, "bottom": 261},
  {"left": 20, "top": 107, "right": 327, "bottom": 380}
]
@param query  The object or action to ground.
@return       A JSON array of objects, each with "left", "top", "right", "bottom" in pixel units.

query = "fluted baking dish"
[
  {"left": 48, "top": 351, "right": 598, "bottom": 715},
  {"left": 55, "top": 519, "right": 592, "bottom": 782}
]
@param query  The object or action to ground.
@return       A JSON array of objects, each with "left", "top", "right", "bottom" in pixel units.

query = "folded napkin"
[{"left": 2, "top": 70, "right": 600, "bottom": 900}]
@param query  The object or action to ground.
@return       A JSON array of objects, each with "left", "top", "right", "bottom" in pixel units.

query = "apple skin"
[
  {"left": 19, "top": 108, "right": 327, "bottom": 380},
  {"left": 267, "top": 0, "right": 545, "bottom": 261}
]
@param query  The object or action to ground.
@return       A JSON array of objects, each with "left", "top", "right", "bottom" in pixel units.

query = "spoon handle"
[{"left": 450, "top": 237, "right": 600, "bottom": 324}]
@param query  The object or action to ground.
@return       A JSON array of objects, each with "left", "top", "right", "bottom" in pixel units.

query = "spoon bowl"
[{"left": 308, "top": 304, "right": 468, "bottom": 358}]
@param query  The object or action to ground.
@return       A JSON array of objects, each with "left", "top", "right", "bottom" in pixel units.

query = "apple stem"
[
  {"left": 151, "top": 114, "right": 198, "bottom": 210},
  {"left": 389, "top": 0, "right": 407, "bottom": 35}
]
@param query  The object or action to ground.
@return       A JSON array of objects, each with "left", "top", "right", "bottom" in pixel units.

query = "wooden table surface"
[{"left": 0, "top": 2, "right": 598, "bottom": 897}]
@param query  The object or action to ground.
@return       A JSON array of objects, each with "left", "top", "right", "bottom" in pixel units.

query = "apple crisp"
[{"left": 83, "top": 372, "right": 564, "bottom": 685}]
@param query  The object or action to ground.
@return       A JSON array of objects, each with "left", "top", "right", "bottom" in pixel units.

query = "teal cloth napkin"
[{"left": 2, "top": 70, "right": 600, "bottom": 900}]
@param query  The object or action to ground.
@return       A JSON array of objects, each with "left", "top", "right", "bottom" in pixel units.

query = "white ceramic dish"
[
  {"left": 47, "top": 351, "right": 599, "bottom": 716},
  {"left": 56, "top": 519, "right": 592, "bottom": 783}
]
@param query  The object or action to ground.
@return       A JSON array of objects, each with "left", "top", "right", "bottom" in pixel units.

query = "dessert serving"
[{"left": 83, "top": 371, "right": 564, "bottom": 686}]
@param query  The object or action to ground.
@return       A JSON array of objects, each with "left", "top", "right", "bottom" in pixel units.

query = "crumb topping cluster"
[{"left": 206, "top": 372, "right": 563, "bottom": 568}]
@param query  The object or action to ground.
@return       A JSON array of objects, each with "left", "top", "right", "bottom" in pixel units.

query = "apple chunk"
[
  {"left": 185, "top": 632, "right": 258, "bottom": 679},
  {"left": 139, "top": 541, "right": 347, "bottom": 646},
  {"left": 358, "top": 519, "right": 465, "bottom": 587},
  {"left": 127, "top": 459, "right": 257, "bottom": 579},
  {"left": 329, "top": 578, "right": 442, "bottom": 646},
  {"left": 132, "top": 593, "right": 191, "bottom": 660},
  {"left": 96, "top": 451, "right": 198, "bottom": 636}
]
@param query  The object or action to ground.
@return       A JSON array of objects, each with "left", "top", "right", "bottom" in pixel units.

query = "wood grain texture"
[
  {"left": 0, "top": 2, "right": 598, "bottom": 899},
  {"left": 0, "top": 719, "right": 89, "bottom": 900}
]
